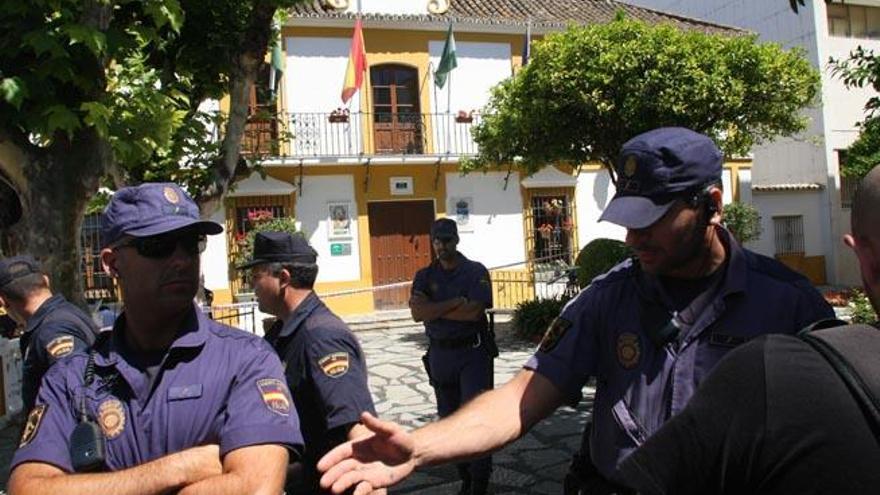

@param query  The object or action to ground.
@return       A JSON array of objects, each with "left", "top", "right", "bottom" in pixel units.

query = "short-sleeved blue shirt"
[
  {"left": 19, "top": 294, "right": 98, "bottom": 412},
  {"left": 411, "top": 253, "right": 493, "bottom": 339},
  {"left": 265, "top": 293, "right": 375, "bottom": 471},
  {"left": 525, "top": 229, "right": 834, "bottom": 481},
  {"left": 12, "top": 306, "right": 303, "bottom": 472}
]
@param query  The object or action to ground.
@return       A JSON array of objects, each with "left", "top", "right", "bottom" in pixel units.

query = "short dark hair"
[
  {"left": 0, "top": 273, "right": 48, "bottom": 301},
  {"left": 268, "top": 261, "right": 319, "bottom": 289}
]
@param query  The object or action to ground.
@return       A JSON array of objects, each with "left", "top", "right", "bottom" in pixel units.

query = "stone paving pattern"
[{"left": 0, "top": 320, "right": 594, "bottom": 494}]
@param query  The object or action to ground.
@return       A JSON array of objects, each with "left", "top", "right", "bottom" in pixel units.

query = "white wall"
[
  {"left": 296, "top": 175, "right": 362, "bottom": 282},
  {"left": 575, "top": 168, "right": 627, "bottom": 246},
  {"left": 428, "top": 41, "right": 511, "bottom": 115},
  {"left": 445, "top": 171, "right": 525, "bottom": 269},
  {"left": 202, "top": 208, "right": 230, "bottom": 292},
  {"left": 750, "top": 190, "right": 825, "bottom": 258}
]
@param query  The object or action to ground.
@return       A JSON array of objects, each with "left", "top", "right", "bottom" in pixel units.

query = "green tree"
[
  {"left": 0, "top": 0, "right": 298, "bottom": 304},
  {"left": 463, "top": 16, "right": 820, "bottom": 175},
  {"left": 831, "top": 46, "right": 880, "bottom": 179}
]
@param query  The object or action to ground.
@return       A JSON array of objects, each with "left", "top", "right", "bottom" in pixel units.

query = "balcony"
[{"left": 241, "top": 111, "right": 483, "bottom": 159}]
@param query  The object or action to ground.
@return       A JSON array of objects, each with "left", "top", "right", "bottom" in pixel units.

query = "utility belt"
[
  {"left": 429, "top": 332, "right": 482, "bottom": 349},
  {"left": 563, "top": 422, "right": 635, "bottom": 495}
]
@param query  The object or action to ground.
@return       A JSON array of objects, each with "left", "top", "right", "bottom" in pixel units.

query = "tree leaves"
[
  {"left": 1, "top": 77, "right": 28, "bottom": 109},
  {"left": 465, "top": 17, "right": 820, "bottom": 175}
]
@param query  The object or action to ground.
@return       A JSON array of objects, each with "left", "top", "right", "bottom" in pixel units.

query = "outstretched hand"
[{"left": 318, "top": 412, "right": 417, "bottom": 494}]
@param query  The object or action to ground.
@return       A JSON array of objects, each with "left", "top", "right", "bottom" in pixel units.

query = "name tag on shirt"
[
  {"left": 168, "top": 385, "right": 203, "bottom": 401},
  {"left": 708, "top": 333, "right": 749, "bottom": 348}
]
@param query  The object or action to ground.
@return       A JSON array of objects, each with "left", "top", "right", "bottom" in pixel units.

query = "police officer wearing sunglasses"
[{"left": 9, "top": 182, "right": 303, "bottom": 494}]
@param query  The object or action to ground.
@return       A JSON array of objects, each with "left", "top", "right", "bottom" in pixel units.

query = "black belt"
[{"left": 430, "top": 333, "right": 481, "bottom": 349}]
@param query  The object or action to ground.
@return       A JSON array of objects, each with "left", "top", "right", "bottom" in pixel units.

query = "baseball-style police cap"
[
  {"left": 101, "top": 182, "right": 223, "bottom": 247},
  {"left": 0, "top": 255, "right": 41, "bottom": 289},
  {"left": 237, "top": 231, "right": 318, "bottom": 269},
  {"left": 599, "top": 127, "right": 722, "bottom": 229},
  {"left": 431, "top": 218, "right": 458, "bottom": 241}
]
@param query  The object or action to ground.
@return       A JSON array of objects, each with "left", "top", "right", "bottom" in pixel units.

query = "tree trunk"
[{"left": 8, "top": 130, "right": 111, "bottom": 308}]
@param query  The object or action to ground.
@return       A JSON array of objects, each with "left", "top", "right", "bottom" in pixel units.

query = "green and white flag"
[{"left": 434, "top": 24, "right": 457, "bottom": 89}]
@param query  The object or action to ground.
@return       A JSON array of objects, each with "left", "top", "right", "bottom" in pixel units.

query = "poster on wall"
[
  {"left": 450, "top": 197, "right": 474, "bottom": 232},
  {"left": 328, "top": 201, "right": 353, "bottom": 240}
]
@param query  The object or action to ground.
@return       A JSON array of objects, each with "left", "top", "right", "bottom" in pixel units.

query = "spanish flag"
[{"left": 341, "top": 18, "right": 367, "bottom": 104}]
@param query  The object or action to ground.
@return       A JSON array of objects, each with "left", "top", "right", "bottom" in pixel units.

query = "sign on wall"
[
  {"left": 390, "top": 177, "right": 414, "bottom": 196},
  {"left": 449, "top": 196, "right": 474, "bottom": 232},
  {"left": 328, "top": 201, "right": 353, "bottom": 240}
]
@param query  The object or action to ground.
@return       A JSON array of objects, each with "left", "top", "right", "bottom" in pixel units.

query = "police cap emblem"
[
  {"left": 19, "top": 404, "right": 47, "bottom": 447},
  {"left": 163, "top": 186, "right": 180, "bottom": 204},
  {"left": 539, "top": 317, "right": 572, "bottom": 353},
  {"left": 617, "top": 333, "right": 641, "bottom": 369},
  {"left": 98, "top": 398, "right": 126, "bottom": 439},
  {"left": 623, "top": 155, "right": 638, "bottom": 178},
  {"left": 257, "top": 378, "right": 292, "bottom": 416}
]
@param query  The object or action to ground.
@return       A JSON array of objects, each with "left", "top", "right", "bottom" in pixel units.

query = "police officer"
[
  {"left": 9, "top": 182, "right": 303, "bottom": 494},
  {"left": 410, "top": 218, "right": 494, "bottom": 495},
  {"left": 240, "top": 231, "right": 376, "bottom": 494},
  {"left": 315, "top": 127, "right": 836, "bottom": 495},
  {"left": 0, "top": 255, "right": 99, "bottom": 412}
]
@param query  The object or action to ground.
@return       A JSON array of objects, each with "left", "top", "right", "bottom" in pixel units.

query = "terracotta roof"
[{"left": 288, "top": 0, "right": 745, "bottom": 35}]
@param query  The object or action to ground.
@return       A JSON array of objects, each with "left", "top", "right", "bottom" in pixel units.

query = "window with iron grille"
[
  {"left": 530, "top": 194, "right": 575, "bottom": 265},
  {"left": 838, "top": 150, "right": 858, "bottom": 209},
  {"left": 80, "top": 213, "right": 117, "bottom": 302},
  {"left": 228, "top": 197, "right": 291, "bottom": 294},
  {"left": 773, "top": 215, "right": 805, "bottom": 256},
  {"left": 234, "top": 205, "right": 287, "bottom": 237},
  {"left": 828, "top": 3, "right": 880, "bottom": 39}
]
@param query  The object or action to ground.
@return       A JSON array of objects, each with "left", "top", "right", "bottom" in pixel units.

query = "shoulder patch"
[
  {"left": 539, "top": 318, "right": 572, "bottom": 353},
  {"left": 257, "top": 378, "right": 292, "bottom": 416},
  {"left": 318, "top": 351, "right": 350, "bottom": 378},
  {"left": 616, "top": 333, "right": 641, "bottom": 369},
  {"left": 98, "top": 398, "right": 126, "bottom": 439},
  {"left": 19, "top": 405, "right": 47, "bottom": 447},
  {"left": 45, "top": 335, "right": 75, "bottom": 359}
]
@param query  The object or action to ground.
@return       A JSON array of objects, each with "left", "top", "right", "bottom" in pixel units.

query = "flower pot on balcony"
[
  {"left": 454, "top": 115, "right": 473, "bottom": 124},
  {"left": 329, "top": 108, "right": 350, "bottom": 123}
]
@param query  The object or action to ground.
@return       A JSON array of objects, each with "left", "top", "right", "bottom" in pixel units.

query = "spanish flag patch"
[
  {"left": 256, "top": 378, "right": 292, "bottom": 416},
  {"left": 46, "top": 335, "right": 75, "bottom": 359},
  {"left": 318, "top": 352, "right": 350, "bottom": 378}
]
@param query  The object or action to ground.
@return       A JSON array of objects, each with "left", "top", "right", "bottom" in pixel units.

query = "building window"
[
  {"left": 837, "top": 150, "right": 858, "bottom": 209},
  {"left": 773, "top": 215, "right": 805, "bottom": 256},
  {"left": 234, "top": 204, "right": 287, "bottom": 237},
  {"left": 80, "top": 213, "right": 117, "bottom": 302},
  {"left": 530, "top": 194, "right": 575, "bottom": 265},
  {"left": 226, "top": 195, "right": 293, "bottom": 294},
  {"left": 828, "top": 4, "right": 880, "bottom": 39}
]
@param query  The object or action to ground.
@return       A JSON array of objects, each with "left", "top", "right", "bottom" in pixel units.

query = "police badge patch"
[
  {"left": 163, "top": 186, "right": 180, "bottom": 204},
  {"left": 98, "top": 398, "right": 126, "bottom": 439},
  {"left": 46, "top": 335, "right": 75, "bottom": 359},
  {"left": 318, "top": 352, "right": 350, "bottom": 378},
  {"left": 617, "top": 333, "right": 641, "bottom": 369},
  {"left": 19, "top": 405, "right": 47, "bottom": 447},
  {"left": 539, "top": 318, "right": 572, "bottom": 353},
  {"left": 257, "top": 378, "right": 292, "bottom": 416}
]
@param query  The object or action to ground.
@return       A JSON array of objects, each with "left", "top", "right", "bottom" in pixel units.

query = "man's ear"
[
  {"left": 707, "top": 187, "right": 723, "bottom": 226},
  {"left": 846, "top": 233, "right": 880, "bottom": 284},
  {"left": 278, "top": 267, "right": 293, "bottom": 288},
  {"left": 100, "top": 248, "right": 119, "bottom": 278}
]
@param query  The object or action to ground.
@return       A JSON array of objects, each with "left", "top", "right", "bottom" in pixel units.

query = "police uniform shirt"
[
  {"left": 19, "top": 294, "right": 98, "bottom": 411},
  {"left": 12, "top": 306, "right": 303, "bottom": 472},
  {"left": 525, "top": 228, "right": 835, "bottom": 481},
  {"left": 411, "top": 254, "right": 493, "bottom": 340},
  {"left": 265, "top": 292, "right": 375, "bottom": 468}
]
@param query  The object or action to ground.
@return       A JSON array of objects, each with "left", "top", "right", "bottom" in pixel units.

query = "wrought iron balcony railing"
[{"left": 241, "top": 111, "right": 483, "bottom": 159}]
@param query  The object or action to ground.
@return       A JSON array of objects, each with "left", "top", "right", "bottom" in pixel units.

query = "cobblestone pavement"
[
  {"left": 361, "top": 322, "right": 594, "bottom": 495},
  {"left": 0, "top": 321, "right": 594, "bottom": 494}
]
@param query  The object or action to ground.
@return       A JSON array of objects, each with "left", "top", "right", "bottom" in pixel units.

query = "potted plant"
[
  {"left": 455, "top": 110, "right": 474, "bottom": 123},
  {"left": 329, "top": 107, "right": 350, "bottom": 123}
]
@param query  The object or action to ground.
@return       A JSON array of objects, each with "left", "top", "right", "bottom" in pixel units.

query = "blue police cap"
[
  {"left": 237, "top": 231, "right": 318, "bottom": 269},
  {"left": 0, "top": 255, "right": 41, "bottom": 289},
  {"left": 101, "top": 183, "right": 223, "bottom": 247},
  {"left": 599, "top": 127, "right": 722, "bottom": 229},
  {"left": 430, "top": 218, "right": 458, "bottom": 240}
]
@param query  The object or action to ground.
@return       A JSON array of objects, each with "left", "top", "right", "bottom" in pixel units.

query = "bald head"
[{"left": 851, "top": 165, "right": 880, "bottom": 241}]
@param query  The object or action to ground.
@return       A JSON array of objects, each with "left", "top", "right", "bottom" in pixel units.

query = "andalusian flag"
[
  {"left": 341, "top": 18, "right": 367, "bottom": 104},
  {"left": 434, "top": 24, "right": 457, "bottom": 89},
  {"left": 268, "top": 31, "right": 284, "bottom": 98}
]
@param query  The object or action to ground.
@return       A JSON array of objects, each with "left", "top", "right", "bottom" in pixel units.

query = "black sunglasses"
[{"left": 114, "top": 232, "right": 207, "bottom": 259}]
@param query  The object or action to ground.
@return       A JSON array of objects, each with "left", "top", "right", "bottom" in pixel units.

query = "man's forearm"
[
  {"left": 410, "top": 297, "right": 463, "bottom": 322},
  {"left": 10, "top": 450, "right": 200, "bottom": 495},
  {"left": 178, "top": 445, "right": 287, "bottom": 495},
  {"left": 442, "top": 301, "right": 486, "bottom": 321},
  {"left": 410, "top": 370, "right": 559, "bottom": 469}
]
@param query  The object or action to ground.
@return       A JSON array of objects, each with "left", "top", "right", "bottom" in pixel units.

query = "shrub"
[
  {"left": 849, "top": 288, "right": 878, "bottom": 324},
  {"left": 232, "top": 209, "right": 301, "bottom": 269},
  {"left": 575, "top": 238, "right": 632, "bottom": 288},
  {"left": 723, "top": 202, "right": 762, "bottom": 244},
  {"left": 512, "top": 296, "right": 571, "bottom": 341}
]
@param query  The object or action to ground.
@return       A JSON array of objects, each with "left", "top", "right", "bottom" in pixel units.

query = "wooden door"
[
  {"left": 371, "top": 65, "right": 423, "bottom": 154},
  {"left": 368, "top": 200, "right": 435, "bottom": 310}
]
